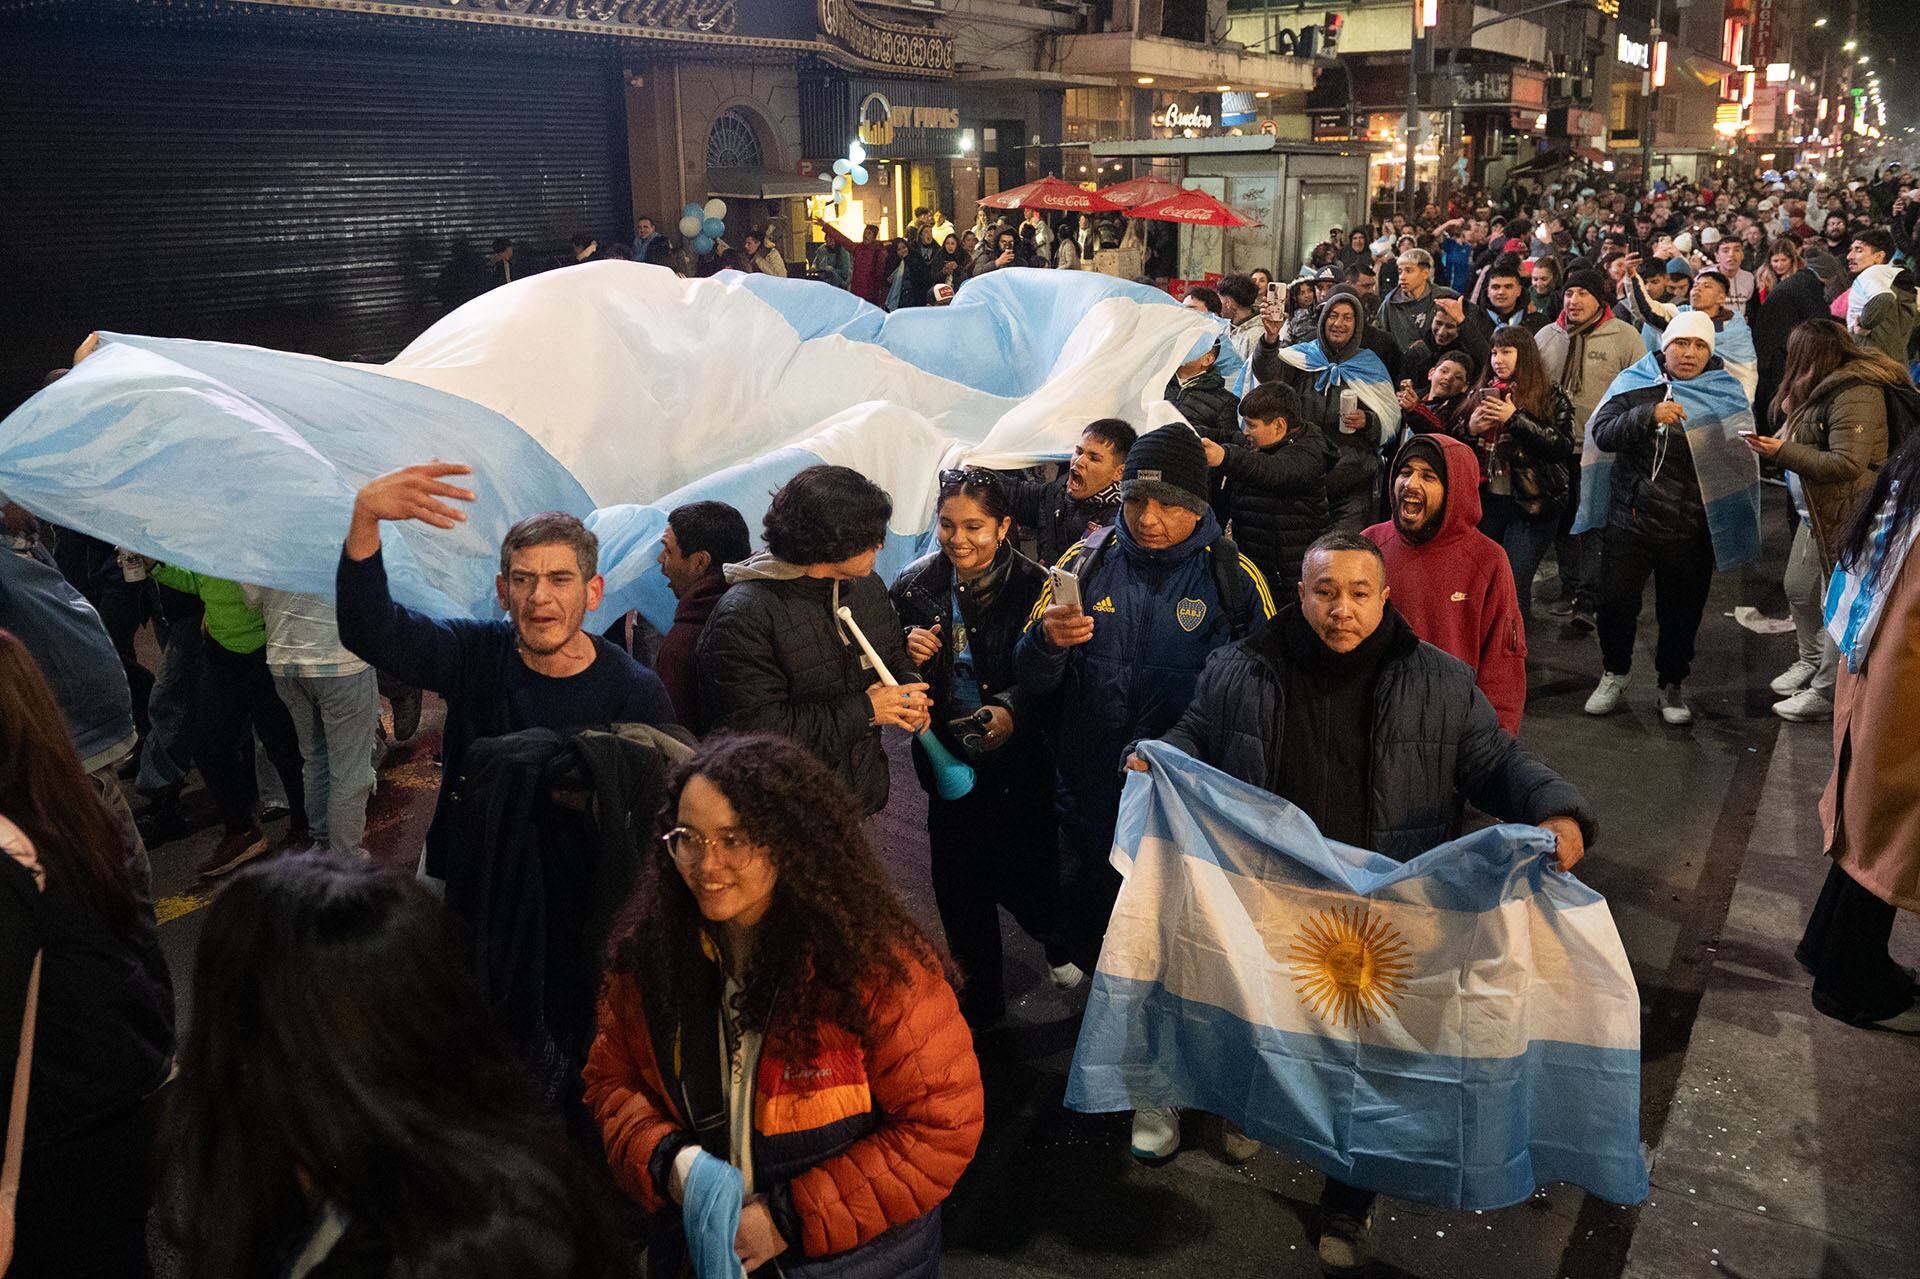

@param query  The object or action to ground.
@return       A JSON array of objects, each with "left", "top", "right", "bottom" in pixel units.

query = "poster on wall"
[
  {"left": 1226, "top": 177, "right": 1276, "bottom": 276},
  {"left": 1178, "top": 176, "right": 1228, "bottom": 281}
]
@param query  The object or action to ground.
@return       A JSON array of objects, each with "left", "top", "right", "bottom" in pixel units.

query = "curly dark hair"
[
  {"left": 761, "top": 464, "right": 893, "bottom": 566},
  {"left": 608, "top": 734, "right": 952, "bottom": 1058}
]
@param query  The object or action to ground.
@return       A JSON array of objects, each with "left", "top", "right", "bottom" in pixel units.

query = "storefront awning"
[{"left": 705, "top": 169, "right": 826, "bottom": 200}]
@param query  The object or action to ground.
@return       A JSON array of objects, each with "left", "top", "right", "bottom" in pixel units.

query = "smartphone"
[
  {"left": 1265, "top": 281, "right": 1283, "bottom": 307},
  {"left": 1047, "top": 564, "right": 1083, "bottom": 612}
]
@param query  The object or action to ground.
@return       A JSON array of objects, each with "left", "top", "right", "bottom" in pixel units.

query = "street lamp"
[
  {"left": 1843, "top": 40, "right": 1857, "bottom": 52},
  {"left": 1814, "top": 16, "right": 1828, "bottom": 27}
]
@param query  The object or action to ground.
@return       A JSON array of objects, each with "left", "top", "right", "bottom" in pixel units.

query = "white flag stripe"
[{"left": 1101, "top": 835, "right": 1640, "bottom": 1057}]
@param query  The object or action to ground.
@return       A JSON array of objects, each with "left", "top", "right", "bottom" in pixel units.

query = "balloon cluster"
[
  {"left": 817, "top": 140, "right": 871, "bottom": 214},
  {"left": 677, "top": 198, "right": 729, "bottom": 255}
]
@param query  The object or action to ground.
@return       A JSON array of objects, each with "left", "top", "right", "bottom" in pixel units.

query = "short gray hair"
[
  {"left": 1397, "top": 248, "right": 1434, "bottom": 271},
  {"left": 499, "top": 511, "right": 598, "bottom": 578}
]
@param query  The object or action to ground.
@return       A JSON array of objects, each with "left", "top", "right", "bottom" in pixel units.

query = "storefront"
[{"left": 799, "top": 74, "right": 1061, "bottom": 242}]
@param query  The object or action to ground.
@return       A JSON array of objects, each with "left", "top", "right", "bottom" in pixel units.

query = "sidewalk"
[{"left": 1622, "top": 724, "right": 1919, "bottom": 1279}]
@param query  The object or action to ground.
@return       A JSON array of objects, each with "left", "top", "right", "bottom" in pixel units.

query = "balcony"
[{"left": 1050, "top": 29, "right": 1317, "bottom": 94}]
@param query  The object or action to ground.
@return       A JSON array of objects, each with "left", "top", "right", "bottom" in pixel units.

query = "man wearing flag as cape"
[
  {"left": 1572, "top": 310, "right": 1763, "bottom": 725},
  {"left": 1067, "top": 531, "right": 1633, "bottom": 1277}
]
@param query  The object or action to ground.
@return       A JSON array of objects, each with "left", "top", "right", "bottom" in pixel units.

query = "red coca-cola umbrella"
[
  {"left": 1092, "top": 175, "right": 1185, "bottom": 209},
  {"left": 1124, "top": 189, "right": 1262, "bottom": 228},
  {"left": 977, "top": 175, "right": 1121, "bottom": 212}
]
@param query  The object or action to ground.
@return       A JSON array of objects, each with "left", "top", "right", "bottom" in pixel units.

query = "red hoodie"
[{"left": 1363, "top": 433, "right": 1527, "bottom": 734}]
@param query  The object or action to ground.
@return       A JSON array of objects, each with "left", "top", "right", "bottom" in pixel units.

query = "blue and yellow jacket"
[{"left": 1014, "top": 509, "right": 1273, "bottom": 858}]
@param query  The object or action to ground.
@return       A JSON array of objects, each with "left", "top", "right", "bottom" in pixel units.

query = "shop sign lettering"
[{"left": 1152, "top": 103, "right": 1215, "bottom": 131}]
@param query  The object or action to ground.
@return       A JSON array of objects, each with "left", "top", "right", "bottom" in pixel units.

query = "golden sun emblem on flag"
[{"left": 1288, "top": 906, "right": 1412, "bottom": 1029}]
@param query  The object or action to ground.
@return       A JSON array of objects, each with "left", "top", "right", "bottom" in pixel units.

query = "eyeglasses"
[{"left": 662, "top": 825, "right": 763, "bottom": 869}]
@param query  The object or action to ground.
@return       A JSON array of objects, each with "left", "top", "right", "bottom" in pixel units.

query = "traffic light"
[{"left": 1321, "top": 12, "right": 1343, "bottom": 56}]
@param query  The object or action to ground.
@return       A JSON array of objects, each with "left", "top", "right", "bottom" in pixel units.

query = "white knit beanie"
[{"left": 1659, "top": 310, "right": 1716, "bottom": 355}]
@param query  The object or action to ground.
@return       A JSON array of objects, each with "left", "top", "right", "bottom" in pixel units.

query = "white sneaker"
[
  {"left": 1659, "top": 684, "right": 1693, "bottom": 725},
  {"left": 1773, "top": 687, "right": 1834, "bottom": 722},
  {"left": 1048, "top": 961, "right": 1087, "bottom": 991},
  {"left": 1770, "top": 658, "right": 1820, "bottom": 696},
  {"left": 1129, "top": 1107, "right": 1181, "bottom": 1163},
  {"left": 1584, "top": 672, "right": 1631, "bottom": 716}
]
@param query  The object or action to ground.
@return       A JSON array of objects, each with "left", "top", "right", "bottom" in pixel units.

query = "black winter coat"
[
  {"left": 697, "top": 572, "right": 909, "bottom": 815},
  {"left": 889, "top": 545, "right": 1050, "bottom": 772},
  {"left": 1004, "top": 472, "right": 1118, "bottom": 568},
  {"left": 1166, "top": 369, "right": 1241, "bottom": 444},
  {"left": 1217, "top": 428, "right": 1338, "bottom": 590},
  {"left": 1158, "top": 606, "right": 1596, "bottom": 858},
  {"left": 1250, "top": 341, "right": 1385, "bottom": 534},
  {"left": 1587, "top": 375, "right": 1709, "bottom": 543},
  {"left": 1457, "top": 383, "right": 1576, "bottom": 515}
]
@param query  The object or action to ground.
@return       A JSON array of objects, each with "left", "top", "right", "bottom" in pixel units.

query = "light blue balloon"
[
  {"left": 833, "top": 158, "right": 852, "bottom": 176},
  {"left": 682, "top": 203, "right": 704, "bottom": 220},
  {"left": 701, "top": 217, "right": 726, "bottom": 239},
  {"left": 693, "top": 234, "right": 715, "bottom": 254},
  {"left": 850, "top": 165, "right": 869, "bottom": 185}
]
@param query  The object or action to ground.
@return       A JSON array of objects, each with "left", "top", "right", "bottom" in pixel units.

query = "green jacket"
[{"left": 150, "top": 564, "right": 265, "bottom": 654}]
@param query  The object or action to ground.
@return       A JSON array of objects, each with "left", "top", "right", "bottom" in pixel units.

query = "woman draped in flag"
[
  {"left": 1251, "top": 289, "right": 1402, "bottom": 533},
  {"left": 1573, "top": 311, "right": 1763, "bottom": 727},
  {"left": 1620, "top": 267, "right": 1759, "bottom": 405},
  {"left": 1797, "top": 432, "right": 1920, "bottom": 1028}
]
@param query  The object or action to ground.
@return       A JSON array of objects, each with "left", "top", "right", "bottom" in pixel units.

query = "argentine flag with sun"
[{"left": 1065, "top": 741, "right": 1649, "bottom": 1211}]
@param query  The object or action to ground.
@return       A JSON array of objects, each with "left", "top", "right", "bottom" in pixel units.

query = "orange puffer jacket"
[{"left": 584, "top": 950, "right": 983, "bottom": 1278}]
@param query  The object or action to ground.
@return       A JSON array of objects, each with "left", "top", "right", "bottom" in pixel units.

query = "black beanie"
[
  {"left": 1563, "top": 267, "right": 1611, "bottom": 305},
  {"left": 1122, "top": 425, "right": 1210, "bottom": 516}
]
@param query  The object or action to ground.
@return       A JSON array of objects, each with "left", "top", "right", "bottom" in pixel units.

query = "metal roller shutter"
[{"left": 0, "top": 16, "right": 631, "bottom": 407}]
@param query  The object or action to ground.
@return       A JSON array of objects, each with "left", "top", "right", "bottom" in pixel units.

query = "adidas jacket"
[{"left": 1014, "top": 510, "right": 1274, "bottom": 862}]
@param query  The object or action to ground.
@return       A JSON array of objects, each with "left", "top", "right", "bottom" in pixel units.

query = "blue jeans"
[
  {"left": 134, "top": 622, "right": 201, "bottom": 793},
  {"left": 1480, "top": 493, "right": 1560, "bottom": 617},
  {"left": 272, "top": 669, "right": 380, "bottom": 854}
]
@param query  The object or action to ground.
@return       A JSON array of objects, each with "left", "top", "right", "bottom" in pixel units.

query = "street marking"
[{"left": 156, "top": 892, "right": 210, "bottom": 925}]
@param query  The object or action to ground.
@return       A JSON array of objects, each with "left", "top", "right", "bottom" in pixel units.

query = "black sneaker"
[
  {"left": 1569, "top": 609, "right": 1596, "bottom": 633},
  {"left": 1317, "top": 1209, "right": 1375, "bottom": 1276},
  {"left": 198, "top": 826, "right": 268, "bottom": 879},
  {"left": 390, "top": 685, "right": 423, "bottom": 742}
]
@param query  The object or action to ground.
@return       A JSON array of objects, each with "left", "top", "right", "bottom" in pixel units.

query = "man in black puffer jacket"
[
  {"left": 1166, "top": 341, "right": 1241, "bottom": 446},
  {"left": 697, "top": 466, "right": 922, "bottom": 814},
  {"left": 1200, "top": 380, "right": 1337, "bottom": 592},
  {"left": 1135, "top": 530, "right": 1594, "bottom": 1275}
]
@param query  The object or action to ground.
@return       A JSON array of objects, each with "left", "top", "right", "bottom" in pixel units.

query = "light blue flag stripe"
[
  {"left": 1072, "top": 976, "right": 1649, "bottom": 1211},
  {"left": 0, "top": 334, "right": 592, "bottom": 620}
]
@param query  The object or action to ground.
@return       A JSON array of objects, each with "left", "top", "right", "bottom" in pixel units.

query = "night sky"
[{"left": 1860, "top": 0, "right": 1909, "bottom": 154}]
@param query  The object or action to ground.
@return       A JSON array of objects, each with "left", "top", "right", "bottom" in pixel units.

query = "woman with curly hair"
[
  {"left": 697, "top": 465, "right": 926, "bottom": 814},
  {"left": 586, "top": 733, "right": 984, "bottom": 1278},
  {"left": 162, "top": 853, "right": 626, "bottom": 1279}
]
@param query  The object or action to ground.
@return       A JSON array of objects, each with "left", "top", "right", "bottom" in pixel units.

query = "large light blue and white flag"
[
  {"left": 1570, "top": 352, "right": 1762, "bottom": 571},
  {"left": 0, "top": 264, "right": 1215, "bottom": 629},
  {"left": 1066, "top": 741, "right": 1649, "bottom": 1212}
]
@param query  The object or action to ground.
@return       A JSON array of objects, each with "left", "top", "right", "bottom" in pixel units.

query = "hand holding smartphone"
[{"left": 1047, "top": 564, "right": 1083, "bottom": 612}]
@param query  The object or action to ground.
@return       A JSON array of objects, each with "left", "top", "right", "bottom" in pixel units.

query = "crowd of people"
[{"left": 4, "top": 160, "right": 1920, "bottom": 1279}]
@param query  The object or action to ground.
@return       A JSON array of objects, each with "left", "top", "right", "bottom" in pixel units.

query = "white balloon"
[
  {"left": 703, "top": 198, "right": 728, "bottom": 220},
  {"left": 848, "top": 141, "right": 866, "bottom": 165},
  {"left": 678, "top": 215, "right": 702, "bottom": 237}
]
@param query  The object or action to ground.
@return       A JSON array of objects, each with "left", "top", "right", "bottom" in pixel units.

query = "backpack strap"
[{"left": 1207, "top": 535, "right": 1274, "bottom": 640}]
